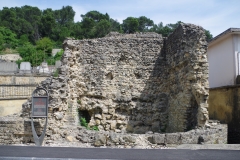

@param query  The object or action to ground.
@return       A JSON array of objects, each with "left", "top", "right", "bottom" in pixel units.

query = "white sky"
[{"left": 0, "top": 0, "right": 239, "bottom": 37}]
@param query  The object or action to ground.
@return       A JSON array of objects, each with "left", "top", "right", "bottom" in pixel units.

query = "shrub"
[{"left": 80, "top": 117, "right": 99, "bottom": 131}]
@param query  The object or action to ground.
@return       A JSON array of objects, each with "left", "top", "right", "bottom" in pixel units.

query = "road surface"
[{"left": 0, "top": 145, "right": 240, "bottom": 160}]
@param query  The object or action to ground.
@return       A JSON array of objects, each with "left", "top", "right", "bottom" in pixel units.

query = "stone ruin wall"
[
  {"left": 164, "top": 24, "right": 209, "bottom": 132},
  {"left": 50, "top": 23, "right": 209, "bottom": 133},
  {"left": 0, "top": 23, "right": 226, "bottom": 147}
]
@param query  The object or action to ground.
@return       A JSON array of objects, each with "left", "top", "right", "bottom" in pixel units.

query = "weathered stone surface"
[
  {"left": 54, "top": 112, "right": 64, "bottom": 120},
  {"left": 56, "top": 23, "right": 209, "bottom": 133},
  {"left": 94, "top": 134, "right": 106, "bottom": 146},
  {"left": 0, "top": 23, "right": 227, "bottom": 147},
  {"left": 66, "top": 136, "right": 75, "bottom": 142},
  {"left": 165, "top": 133, "right": 181, "bottom": 144},
  {"left": 151, "top": 134, "right": 165, "bottom": 144}
]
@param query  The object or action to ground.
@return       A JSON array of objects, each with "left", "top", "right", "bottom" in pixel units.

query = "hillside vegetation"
[{"left": 0, "top": 5, "right": 213, "bottom": 66}]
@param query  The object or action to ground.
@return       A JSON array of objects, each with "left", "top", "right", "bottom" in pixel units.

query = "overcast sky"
[{"left": 0, "top": 0, "right": 239, "bottom": 37}]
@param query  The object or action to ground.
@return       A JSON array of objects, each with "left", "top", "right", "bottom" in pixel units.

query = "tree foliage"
[
  {"left": 138, "top": 16, "right": 154, "bottom": 32},
  {"left": 0, "top": 26, "right": 18, "bottom": 50},
  {"left": 0, "top": 6, "right": 213, "bottom": 43},
  {"left": 36, "top": 37, "right": 54, "bottom": 54},
  {"left": 122, "top": 17, "right": 139, "bottom": 33},
  {"left": 0, "top": 5, "right": 214, "bottom": 66},
  {"left": 205, "top": 30, "right": 213, "bottom": 42},
  {"left": 16, "top": 42, "right": 45, "bottom": 67}
]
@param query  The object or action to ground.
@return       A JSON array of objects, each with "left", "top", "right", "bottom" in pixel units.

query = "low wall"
[
  {"left": 208, "top": 85, "right": 240, "bottom": 143},
  {"left": 0, "top": 116, "right": 227, "bottom": 147}
]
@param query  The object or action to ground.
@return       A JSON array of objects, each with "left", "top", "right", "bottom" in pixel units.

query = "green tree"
[
  {"left": 0, "top": 7, "right": 17, "bottom": 31},
  {"left": 149, "top": 21, "right": 182, "bottom": 37},
  {"left": 205, "top": 30, "right": 213, "bottom": 42},
  {"left": 81, "top": 11, "right": 109, "bottom": 22},
  {"left": 0, "top": 26, "right": 18, "bottom": 50},
  {"left": 122, "top": 17, "right": 139, "bottom": 33},
  {"left": 94, "top": 19, "right": 111, "bottom": 37},
  {"left": 20, "top": 5, "right": 42, "bottom": 42},
  {"left": 166, "top": 21, "right": 182, "bottom": 30},
  {"left": 71, "top": 22, "right": 83, "bottom": 39},
  {"left": 17, "top": 42, "right": 45, "bottom": 66},
  {"left": 81, "top": 17, "right": 95, "bottom": 38},
  {"left": 79, "top": 11, "right": 111, "bottom": 38},
  {"left": 138, "top": 16, "right": 154, "bottom": 32},
  {"left": 0, "top": 32, "right": 4, "bottom": 51},
  {"left": 36, "top": 37, "right": 54, "bottom": 58},
  {"left": 17, "top": 42, "right": 36, "bottom": 59},
  {"left": 54, "top": 6, "right": 75, "bottom": 26},
  {"left": 59, "top": 27, "right": 71, "bottom": 41},
  {"left": 110, "top": 19, "right": 121, "bottom": 32},
  {"left": 18, "top": 34, "right": 29, "bottom": 46},
  {"left": 40, "top": 8, "right": 56, "bottom": 37}
]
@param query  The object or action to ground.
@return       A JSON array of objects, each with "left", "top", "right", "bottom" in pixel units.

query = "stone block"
[
  {"left": 123, "top": 135, "right": 136, "bottom": 143},
  {"left": 165, "top": 133, "right": 180, "bottom": 144},
  {"left": 180, "top": 132, "right": 198, "bottom": 144},
  {"left": 66, "top": 136, "right": 75, "bottom": 142},
  {"left": 151, "top": 134, "right": 165, "bottom": 144},
  {"left": 94, "top": 134, "right": 106, "bottom": 146},
  {"left": 109, "top": 132, "right": 120, "bottom": 143}
]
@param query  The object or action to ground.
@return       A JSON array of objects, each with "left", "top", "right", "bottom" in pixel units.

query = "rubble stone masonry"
[
  {"left": 0, "top": 23, "right": 227, "bottom": 147},
  {"left": 58, "top": 23, "right": 209, "bottom": 133}
]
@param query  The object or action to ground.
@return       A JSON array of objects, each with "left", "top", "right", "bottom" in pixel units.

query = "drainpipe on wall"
[{"left": 236, "top": 52, "right": 240, "bottom": 84}]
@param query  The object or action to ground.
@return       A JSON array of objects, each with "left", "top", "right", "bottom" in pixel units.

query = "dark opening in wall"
[
  {"left": 106, "top": 72, "right": 113, "bottom": 80},
  {"left": 78, "top": 110, "right": 91, "bottom": 123},
  {"left": 228, "top": 88, "right": 240, "bottom": 144},
  {"left": 186, "top": 98, "right": 198, "bottom": 131}
]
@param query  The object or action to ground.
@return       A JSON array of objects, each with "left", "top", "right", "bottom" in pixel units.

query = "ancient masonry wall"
[
  {"left": 0, "top": 23, "right": 226, "bottom": 146},
  {"left": 164, "top": 24, "right": 209, "bottom": 132},
  {"left": 0, "top": 116, "right": 227, "bottom": 146},
  {"left": 57, "top": 23, "right": 209, "bottom": 133}
]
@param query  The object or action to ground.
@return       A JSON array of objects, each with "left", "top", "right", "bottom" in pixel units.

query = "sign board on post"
[
  {"left": 32, "top": 97, "right": 48, "bottom": 117},
  {"left": 31, "top": 87, "right": 49, "bottom": 146}
]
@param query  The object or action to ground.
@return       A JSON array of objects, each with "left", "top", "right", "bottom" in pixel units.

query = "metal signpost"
[{"left": 31, "top": 87, "right": 49, "bottom": 146}]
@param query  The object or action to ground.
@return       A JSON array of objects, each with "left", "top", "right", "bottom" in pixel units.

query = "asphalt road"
[{"left": 0, "top": 145, "right": 240, "bottom": 160}]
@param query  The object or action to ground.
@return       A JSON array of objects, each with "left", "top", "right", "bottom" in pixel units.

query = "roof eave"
[{"left": 208, "top": 28, "right": 240, "bottom": 47}]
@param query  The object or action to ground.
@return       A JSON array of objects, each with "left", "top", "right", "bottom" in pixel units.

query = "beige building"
[{"left": 207, "top": 28, "right": 240, "bottom": 88}]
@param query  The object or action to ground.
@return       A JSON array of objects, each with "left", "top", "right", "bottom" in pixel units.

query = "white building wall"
[{"left": 208, "top": 35, "right": 235, "bottom": 88}]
